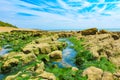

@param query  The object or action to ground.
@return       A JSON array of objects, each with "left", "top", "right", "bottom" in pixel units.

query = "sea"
[{"left": 44, "top": 28, "right": 120, "bottom": 32}]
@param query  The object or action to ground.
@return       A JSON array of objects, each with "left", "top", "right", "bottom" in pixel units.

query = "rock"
[
  {"left": 113, "top": 70, "right": 120, "bottom": 79},
  {"left": 2, "top": 58, "right": 19, "bottom": 73},
  {"left": 90, "top": 46, "right": 99, "bottom": 58},
  {"left": 81, "top": 33, "right": 120, "bottom": 65},
  {"left": 99, "top": 29, "right": 109, "bottom": 34},
  {"left": 51, "top": 35, "right": 59, "bottom": 41},
  {"left": 1, "top": 52, "right": 36, "bottom": 73},
  {"left": 5, "top": 71, "right": 22, "bottom": 80},
  {"left": 32, "top": 47, "right": 40, "bottom": 55},
  {"left": 102, "top": 71, "right": 114, "bottom": 80},
  {"left": 35, "top": 62, "right": 45, "bottom": 74},
  {"left": 22, "top": 36, "right": 66, "bottom": 55},
  {"left": 39, "top": 71, "right": 56, "bottom": 80},
  {"left": 111, "top": 34, "right": 119, "bottom": 40},
  {"left": 23, "top": 43, "right": 51, "bottom": 54},
  {"left": 34, "top": 37, "right": 53, "bottom": 43},
  {"left": 97, "top": 34, "right": 111, "bottom": 41},
  {"left": 50, "top": 44, "right": 58, "bottom": 51},
  {"left": 82, "top": 66, "right": 103, "bottom": 80},
  {"left": 22, "top": 44, "right": 35, "bottom": 54},
  {"left": 58, "top": 32, "right": 73, "bottom": 37},
  {"left": 81, "top": 28, "right": 98, "bottom": 35},
  {"left": 36, "top": 43, "right": 51, "bottom": 54},
  {"left": 49, "top": 50, "right": 62, "bottom": 59},
  {"left": 50, "top": 41, "right": 66, "bottom": 51},
  {"left": 72, "top": 67, "right": 79, "bottom": 72},
  {"left": 109, "top": 56, "right": 120, "bottom": 68}
]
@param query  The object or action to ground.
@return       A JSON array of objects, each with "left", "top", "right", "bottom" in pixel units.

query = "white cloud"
[
  {"left": 82, "top": 1, "right": 91, "bottom": 7},
  {"left": 58, "top": 0, "right": 70, "bottom": 9},
  {"left": 0, "top": 0, "right": 120, "bottom": 30},
  {"left": 99, "top": 0, "right": 105, "bottom": 3},
  {"left": 97, "top": 4, "right": 107, "bottom": 13}
]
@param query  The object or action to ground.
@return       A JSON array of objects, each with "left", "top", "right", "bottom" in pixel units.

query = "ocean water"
[
  {"left": 100, "top": 28, "right": 120, "bottom": 32},
  {"left": 46, "top": 28, "right": 120, "bottom": 32}
]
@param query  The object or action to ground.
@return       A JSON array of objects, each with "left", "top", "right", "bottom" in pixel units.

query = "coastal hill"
[
  {"left": 0, "top": 20, "right": 38, "bottom": 32},
  {"left": 0, "top": 21, "right": 17, "bottom": 28},
  {"left": 0, "top": 20, "right": 18, "bottom": 32}
]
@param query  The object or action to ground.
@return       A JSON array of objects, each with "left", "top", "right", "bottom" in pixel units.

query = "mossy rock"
[
  {"left": 1, "top": 58, "right": 19, "bottom": 73},
  {"left": 36, "top": 43, "right": 51, "bottom": 54},
  {"left": 1, "top": 52, "right": 36, "bottom": 73},
  {"left": 99, "top": 29, "right": 109, "bottom": 34},
  {"left": 111, "top": 34, "right": 119, "bottom": 40},
  {"left": 81, "top": 28, "right": 98, "bottom": 35},
  {"left": 49, "top": 50, "right": 62, "bottom": 59}
]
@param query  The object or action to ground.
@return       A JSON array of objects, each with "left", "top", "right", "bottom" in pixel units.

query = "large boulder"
[
  {"left": 82, "top": 66, "right": 103, "bottom": 80},
  {"left": 36, "top": 43, "right": 51, "bottom": 54},
  {"left": 49, "top": 50, "right": 62, "bottom": 59},
  {"left": 81, "top": 28, "right": 98, "bottom": 35},
  {"left": 98, "top": 29, "right": 109, "bottom": 34}
]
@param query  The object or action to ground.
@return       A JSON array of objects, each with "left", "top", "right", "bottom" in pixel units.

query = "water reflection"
[
  {"left": 0, "top": 45, "right": 11, "bottom": 56},
  {"left": 52, "top": 38, "right": 77, "bottom": 68}
]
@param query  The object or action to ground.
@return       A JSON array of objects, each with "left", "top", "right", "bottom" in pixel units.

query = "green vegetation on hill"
[{"left": 0, "top": 21, "right": 17, "bottom": 28}]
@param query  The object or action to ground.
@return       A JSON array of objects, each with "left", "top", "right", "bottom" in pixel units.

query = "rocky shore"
[
  {"left": 76, "top": 28, "right": 120, "bottom": 80},
  {"left": 0, "top": 28, "right": 120, "bottom": 80}
]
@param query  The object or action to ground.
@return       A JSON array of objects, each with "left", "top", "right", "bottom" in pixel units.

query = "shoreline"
[{"left": 1, "top": 26, "right": 120, "bottom": 32}]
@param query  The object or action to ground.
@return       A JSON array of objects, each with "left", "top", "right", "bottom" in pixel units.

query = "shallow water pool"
[{"left": 52, "top": 38, "right": 77, "bottom": 68}]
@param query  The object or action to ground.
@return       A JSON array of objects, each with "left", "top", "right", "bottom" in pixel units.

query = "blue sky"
[{"left": 0, "top": 0, "right": 120, "bottom": 30}]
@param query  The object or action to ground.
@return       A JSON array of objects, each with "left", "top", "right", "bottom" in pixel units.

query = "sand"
[{"left": 0, "top": 27, "right": 37, "bottom": 32}]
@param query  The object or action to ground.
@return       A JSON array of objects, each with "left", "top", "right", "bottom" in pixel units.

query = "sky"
[{"left": 0, "top": 0, "right": 120, "bottom": 30}]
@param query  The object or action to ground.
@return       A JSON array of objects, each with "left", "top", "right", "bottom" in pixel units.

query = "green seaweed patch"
[{"left": 45, "top": 63, "right": 87, "bottom": 80}]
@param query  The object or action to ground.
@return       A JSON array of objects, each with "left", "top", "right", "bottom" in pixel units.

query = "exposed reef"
[{"left": 0, "top": 28, "right": 120, "bottom": 80}]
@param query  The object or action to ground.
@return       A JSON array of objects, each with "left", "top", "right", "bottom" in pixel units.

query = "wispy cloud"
[
  {"left": 0, "top": 0, "right": 120, "bottom": 30},
  {"left": 17, "top": 12, "right": 37, "bottom": 16}
]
